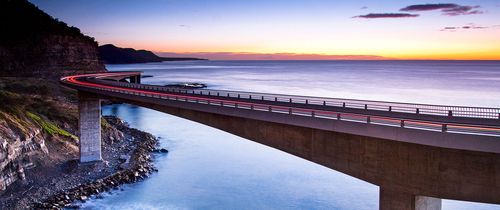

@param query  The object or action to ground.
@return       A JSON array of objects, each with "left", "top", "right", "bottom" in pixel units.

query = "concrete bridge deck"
[{"left": 61, "top": 72, "right": 500, "bottom": 210}]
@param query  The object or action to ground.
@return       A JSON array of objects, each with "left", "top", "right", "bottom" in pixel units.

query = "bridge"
[{"left": 61, "top": 71, "right": 500, "bottom": 210}]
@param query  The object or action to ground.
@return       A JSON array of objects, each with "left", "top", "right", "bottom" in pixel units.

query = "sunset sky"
[{"left": 30, "top": 0, "right": 500, "bottom": 60}]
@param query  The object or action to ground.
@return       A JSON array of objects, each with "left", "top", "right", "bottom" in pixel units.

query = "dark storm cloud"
[{"left": 354, "top": 13, "right": 419, "bottom": 19}]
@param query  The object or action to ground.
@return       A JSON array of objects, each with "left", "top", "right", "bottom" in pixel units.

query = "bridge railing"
[
  {"left": 81, "top": 82, "right": 500, "bottom": 137},
  {"left": 88, "top": 78, "right": 500, "bottom": 120}
]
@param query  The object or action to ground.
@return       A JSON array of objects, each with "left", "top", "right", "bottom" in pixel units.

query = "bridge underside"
[
  {"left": 75, "top": 89, "right": 500, "bottom": 210},
  {"left": 124, "top": 99, "right": 500, "bottom": 210}
]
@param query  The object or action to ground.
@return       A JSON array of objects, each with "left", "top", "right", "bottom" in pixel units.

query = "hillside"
[
  {"left": 0, "top": 1, "right": 163, "bottom": 208},
  {"left": 0, "top": 78, "right": 159, "bottom": 209},
  {"left": 99, "top": 44, "right": 206, "bottom": 64},
  {"left": 0, "top": 0, "right": 105, "bottom": 78}
]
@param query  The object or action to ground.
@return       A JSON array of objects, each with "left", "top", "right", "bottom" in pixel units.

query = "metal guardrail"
[
  {"left": 61, "top": 75, "right": 500, "bottom": 137},
  {"left": 89, "top": 78, "right": 500, "bottom": 119}
]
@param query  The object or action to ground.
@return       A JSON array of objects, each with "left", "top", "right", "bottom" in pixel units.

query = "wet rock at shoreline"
[
  {"left": 153, "top": 148, "right": 169, "bottom": 153},
  {"left": 164, "top": 82, "right": 207, "bottom": 89},
  {"left": 33, "top": 116, "right": 161, "bottom": 209}
]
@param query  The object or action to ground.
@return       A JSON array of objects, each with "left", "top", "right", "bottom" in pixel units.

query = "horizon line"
[
  {"left": 159, "top": 59, "right": 500, "bottom": 61},
  {"left": 99, "top": 44, "right": 500, "bottom": 60},
  {"left": 155, "top": 51, "right": 500, "bottom": 61}
]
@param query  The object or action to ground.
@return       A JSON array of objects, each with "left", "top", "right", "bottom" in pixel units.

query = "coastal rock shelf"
[{"left": 35, "top": 116, "right": 161, "bottom": 209}]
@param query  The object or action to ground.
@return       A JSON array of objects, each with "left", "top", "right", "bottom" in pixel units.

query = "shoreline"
[
  {"left": 36, "top": 116, "right": 163, "bottom": 209},
  {"left": 0, "top": 115, "right": 164, "bottom": 209}
]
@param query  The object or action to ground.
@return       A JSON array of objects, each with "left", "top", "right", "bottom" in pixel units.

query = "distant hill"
[
  {"left": 98, "top": 44, "right": 206, "bottom": 64},
  {"left": 0, "top": 0, "right": 105, "bottom": 78}
]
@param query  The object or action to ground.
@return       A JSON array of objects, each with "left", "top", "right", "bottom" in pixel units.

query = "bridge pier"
[
  {"left": 130, "top": 75, "right": 141, "bottom": 84},
  {"left": 78, "top": 91, "right": 102, "bottom": 163},
  {"left": 380, "top": 188, "right": 441, "bottom": 210}
]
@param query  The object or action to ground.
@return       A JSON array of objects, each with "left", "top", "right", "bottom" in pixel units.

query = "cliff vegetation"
[{"left": 0, "top": 78, "right": 78, "bottom": 191}]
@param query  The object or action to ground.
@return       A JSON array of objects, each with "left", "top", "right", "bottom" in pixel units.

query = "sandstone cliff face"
[
  {"left": 1, "top": 35, "right": 105, "bottom": 79},
  {"left": 0, "top": 78, "right": 77, "bottom": 193},
  {"left": 0, "top": 85, "right": 126, "bottom": 194},
  {"left": 0, "top": 110, "right": 125, "bottom": 194},
  {"left": 0, "top": 112, "right": 47, "bottom": 191},
  {"left": 0, "top": 0, "right": 109, "bottom": 195},
  {"left": 0, "top": 0, "right": 106, "bottom": 79}
]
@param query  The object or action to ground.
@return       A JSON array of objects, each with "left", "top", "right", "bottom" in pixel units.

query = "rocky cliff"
[
  {"left": 0, "top": 1, "right": 161, "bottom": 207},
  {"left": 0, "top": 112, "right": 46, "bottom": 191},
  {"left": 0, "top": 78, "right": 128, "bottom": 202},
  {"left": 0, "top": 0, "right": 105, "bottom": 190},
  {"left": 0, "top": 0, "right": 105, "bottom": 79},
  {"left": 0, "top": 78, "right": 76, "bottom": 192}
]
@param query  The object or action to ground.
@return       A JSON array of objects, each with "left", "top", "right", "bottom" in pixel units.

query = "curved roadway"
[{"left": 61, "top": 71, "right": 500, "bottom": 152}]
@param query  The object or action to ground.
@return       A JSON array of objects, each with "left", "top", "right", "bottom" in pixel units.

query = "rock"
[
  {"left": 119, "top": 162, "right": 130, "bottom": 170},
  {"left": 153, "top": 148, "right": 169, "bottom": 153},
  {"left": 119, "top": 154, "right": 129, "bottom": 162},
  {"left": 164, "top": 83, "right": 208, "bottom": 89},
  {"left": 65, "top": 204, "right": 80, "bottom": 209},
  {"left": 33, "top": 115, "right": 164, "bottom": 209}
]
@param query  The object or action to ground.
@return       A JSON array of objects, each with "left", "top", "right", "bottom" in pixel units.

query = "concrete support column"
[
  {"left": 130, "top": 75, "right": 141, "bottom": 84},
  {"left": 380, "top": 188, "right": 441, "bottom": 210},
  {"left": 78, "top": 91, "right": 102, "bottom": 163}
]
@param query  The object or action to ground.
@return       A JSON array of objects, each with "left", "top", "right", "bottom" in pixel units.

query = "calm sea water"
[{"left": 79, "top": 61, "right": 500, "bottom": 210}]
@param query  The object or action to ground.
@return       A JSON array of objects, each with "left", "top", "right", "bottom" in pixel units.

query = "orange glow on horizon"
[
  {"left": 106, "top": 25, "right": 500, "bottom": 60},
  {"left": 31, "top": 0, "right": 500, "bottom": 61},
  {"left": 108, "top": 39, "right": 500, "bottom": 60}
]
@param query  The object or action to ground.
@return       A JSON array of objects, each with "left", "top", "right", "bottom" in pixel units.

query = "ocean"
[{"left": 78, "top": 60, "right": 500, "bottom": 210}]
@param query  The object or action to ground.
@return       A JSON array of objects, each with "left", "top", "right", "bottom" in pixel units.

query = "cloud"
[
  {"left": 400, "top": 3, "right": 483, "bottom": 16},
  {"left": 440, "top": 26, "right": 458, "bottom": 32},
  {"left": 461, "top": 25, "right": 486, "bottom": 29},
  {"left": 440, "top": 23, "right": 487, "bottom": 31},
  {"left": 354, "top": 13, "right": 419, "bottom": 19},
  {"left": 463, "top": 23, "right": 487, "bottom": 29},
  {"left": 360, "top": 6, "right": 368, "bottom": 10},
  {"left": 401, "top": 3, "right": 457, "bottom": 11},
  {"left": 441, "top": 5, "right": 483, "bottom": 16}
]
